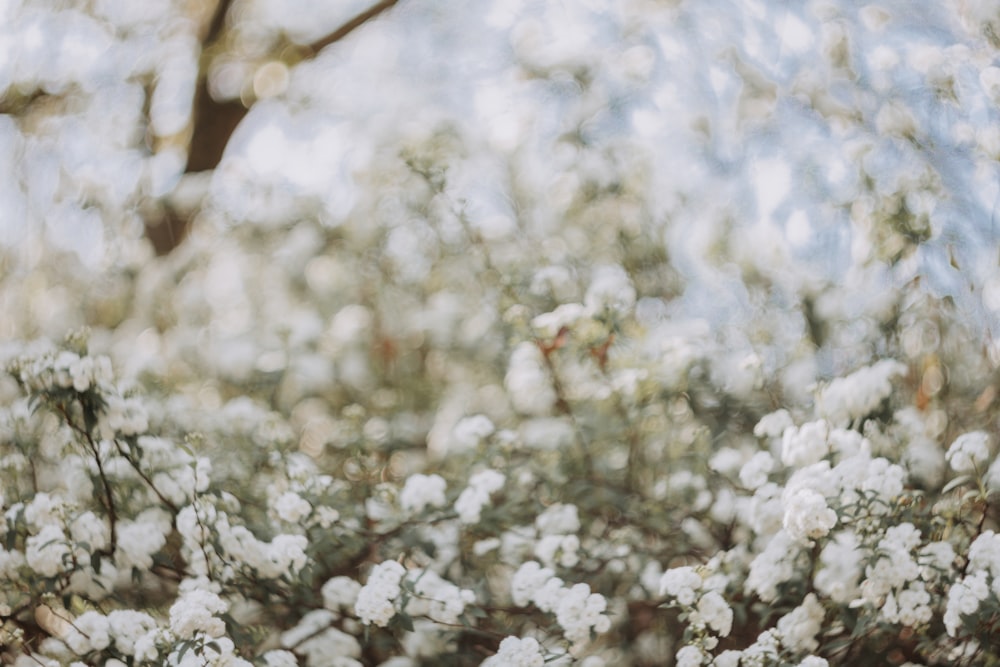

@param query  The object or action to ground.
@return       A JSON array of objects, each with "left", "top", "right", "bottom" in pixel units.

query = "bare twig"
[
  {"left": 111, "top": 439, "right": 181, "bottom": 515},
  {"left": 306, "top": 0, "right": 400, "bottom": 54},
  {"left": 57, "top": 404, "right": 118, "bottom": 558}
]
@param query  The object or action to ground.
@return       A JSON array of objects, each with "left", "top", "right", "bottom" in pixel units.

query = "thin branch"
[
  {"left": 306, "top": 0, "right": 401, "bottom": 55},
  {"left": 111, "top": 439, "right": 180, "bottom": 515},
  {"left": 536, "top": 342, "right": 595, "bottom": 479},
  {"left": 152, "top": 0, "right": 404, "bottom": 254},
  {"left": 57, "top": 404, "right": 118, "bottom": 558},
  {"left": 204, "top": 0, "right": 236, "bottom": 45}
]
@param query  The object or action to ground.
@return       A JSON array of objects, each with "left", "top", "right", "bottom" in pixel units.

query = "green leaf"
[
  {"left": 393, "top": 613, "right": 414, "bottom": 633},
  {"left": 177, "top": 640, "right": 192, "bottom": 661},
  {"left": 942, "top": 475, "right": 972, "bottom": 494}
]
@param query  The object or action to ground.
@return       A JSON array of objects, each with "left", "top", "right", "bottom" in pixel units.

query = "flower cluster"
[
  {"left": 511, "top": 561, "right": 612, "bottom": 653},
  {"left": 356, "top": 561, "right": 407, "bottom": 627}
]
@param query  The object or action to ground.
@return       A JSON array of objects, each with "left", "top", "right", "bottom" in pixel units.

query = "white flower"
[
  {"left": 696, "top": 591, "right": 733, "bottom": 637},
  {"left": 511, "top": 561, "right": 555, "bottom": 607},
  {"left": 115, "top": 508, "right": 172, "bottom": 570},
  {"left": 0, "top": 545, "right": 25, "bottom": 579},
  {"left": 967, "top": 531, "right": 1000, "bottom": 574},
  {"left": 63, "top": 610, "right": 111, "bottom": 653},
  {"left": 749, "top": 482, "right": 785, "bottom": 536},
  {"left": 675, "top": 645, "right": 707, "bottom": 667},
  {"left": 322, "top": 576, "right": 362, "bottom": 612},
  {"left": 70, "top": 511, "right": 110, "bottom": 552},
  {"left": 25, "top": 525, "right": 71, "bottom": 578},
  {"left": 881, "top": 582, "right": 932, "bottom": 626},
  {"left": 531, "top": 303, "right": 587, "bottom": 337},
  {"left": 280, "top": 610, "right": 362, "bottom": 666},
  {"left": 796, "top": 657, "right": 829, "bottom": 667},
  {"left": 828, "top": 428, "right": 865, "bottom": 458},
  {"left": 67, "top": 354, "right": 111, "bottom": 392},
  {"left": 753, "top": 409, "right": 793, "bottom": 438},
  {"left": 741, "top": 629, "right": 781, "bottom": 665},
  {"left": 859, "top": 523, "right": 923, "bottom": 609},
  {"left": 919, "top": 540, "right": 957, "bottom": 580},
  {"left": 272, "top": 491, "right": 312, "bottom": 523},
  {"left": 776, "top": 593, "right": 825, "bottom": 653},
  {"left": 857, "top": 457, "right": 905, "bottom": 504},
  {"left": 532, "top": 576, "right": 566, "bottom": 613},
  {"left": 713, "top": 650, "right": 742, "bottom": 667},
  {"left": 555, "top": 583, "right": 612, "bottom": 648},
  {"left": 454, "top": 470, "right": 505, "bottom": 524},
  {"left": 739, "top": 451, "right": 775, "bottom": 490},
  {"left": 534, "top": 534, "right": 580, "bottom": 568},
  {"left": 746, "top": 531, "right": 802, "bottom": 602},
  {"left": 535, "top": 503, "right": 580, "bottom": 535},
  {"left": 505, "top": 342, "right": 557, "bottom": 416},
  {"left": 106, "top": 610, "right": 157, "bottom": 656},
  {"left": 584, "top": 264, "right": 636, "bottom": 317},
  {"left": 399, "top": 473, "right": 447, "bottom": 514},
  {"left": 24, "top": 493, "right": 65, "bottom": 532},
  {"left": 814, "top": 531, "right": 863, "bottom": 603},
  {"left": 355, "top": 561, "right": 406, "bottom": 627},
  {"left": 481, "top": 636, "right": 545, "bottom": 667},
  {"left": 883, "top": 523, "right": 922, "bottom": 552},
  {"left": 781, "top": 420, "right": 830, "bottom": 468},
  {"left": 946, "top": 431, "right": 991, "bottom": 473},
  {"left": 659, "top": 566, "right": 702, "bottom": 605},
  {"left": 451, "top": 415, "right": 495, "bottom": 451},
  {"left": 169, "top": 585, "right": 228, "bottom": 639},
  {"left": 529, "top": 265, "right": 576, "bottom": 300},
  {"left": 945, "top": 570, "right": 990, "bottom": 636},
  {"left": 133, "top": 628, "right": 166, "bottom": 662},
  {"left": 473, "top": 537, "right": 501, "bottom": 556},
  {"left": 265, "top": 533, "right": 309, "bottom": 575},
  {"left": 783, "top": 488, "right": 837, "bottom": 541},
  {"left": 103, "top": 396, "right": 148, "bottom": 436},
  {"left": 404, "top": 569, "right": 477, "bottom": 624},
  {"left": 815, "top": 360, "right": 907, "bottom": 426},
  {"left": 262, "top": 650, "right": 298, "bottom": 667},
  {"left": 471, "top": 470, "right": 506, "bottom": 493}
]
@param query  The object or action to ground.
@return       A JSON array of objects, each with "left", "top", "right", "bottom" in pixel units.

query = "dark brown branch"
[
  {"left": 305, "top": 0, "right": 400, "bottom": 54},
  {"left": 204, "top": 0, "right": 236, "bottom": 44},
  {"left": 186, "top": 0, "right": 403, "bottom": 175},
  {"left": 57, "top": 403, "right": 118, "bottom": 557},
  {"left": 149, "top": 0, "right": 403, "bottom": 255}
]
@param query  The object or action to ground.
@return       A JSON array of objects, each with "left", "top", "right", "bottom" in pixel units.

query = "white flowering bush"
[{"left": 4, "top": 1, "right": 1000, "bottom": 666}]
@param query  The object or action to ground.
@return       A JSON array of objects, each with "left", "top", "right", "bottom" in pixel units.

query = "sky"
[{"left": 1, "top": 0, "right": 999, "bottom": 337}]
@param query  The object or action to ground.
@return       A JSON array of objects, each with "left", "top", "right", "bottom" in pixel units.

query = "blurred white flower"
[
  {"left": 781, "top": 420, "right": 830, "bottom": 468},
  {"left": 399, "top": 473, "right": 448, "bottom": 514},
  {"left": 946, "top": 431, "right": 991, "bottom": 473},
  {"left": 584, "top": 264, "right": 636, "bottom": 318},
  {"left": 356, "top": 561, "right": 406, "bottom": 627},
  {"left": 505, "top": 342, "right": 557, "bottom": 416},
  {"left": 740, "top": 451, "right": 775, "bottom": 490},
  {"left": 454, "top": 470, "right": 505, "bottom": 524},
  {"left": 783, "top": 488, "right": 837, "bottom": 542},
  {"left": 481, "top": 636, "right": 545, "bottom": 667}
]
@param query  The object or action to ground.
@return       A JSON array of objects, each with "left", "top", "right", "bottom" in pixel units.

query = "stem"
[
  {"left": 595, "top": 345, "right": 643, "bottom": 491},
  {"left": 537, "top": 345, "right": 594, "bottom": 479},
  {"left": 111, "top": 439, "right": 180, "bottom": 515},
  {"left": 192, "top": 501, "right": 217, "bottom": 582},
  {"left": 57, "top": 404, "right": 118, "bottom": 558},
  {"left": 305, "top": 0, "right": 401, "bottom": 54}
]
